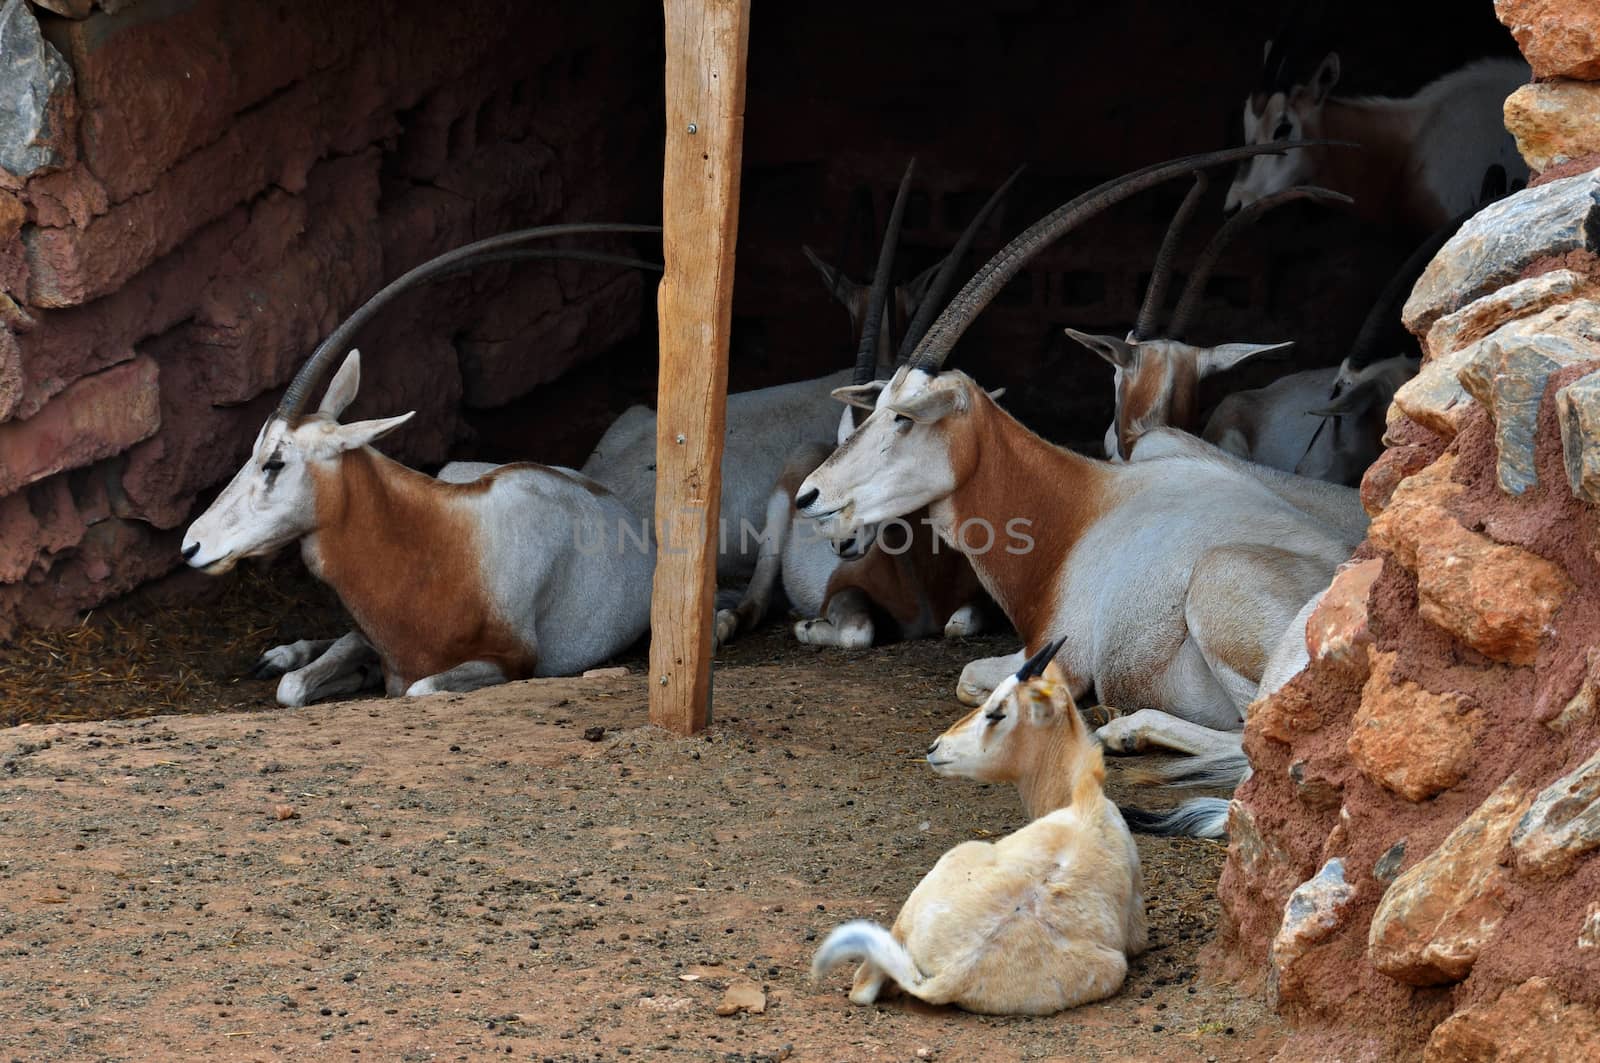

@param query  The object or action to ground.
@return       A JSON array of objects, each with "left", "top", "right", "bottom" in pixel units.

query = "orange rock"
[
  {"left": 1306, "top": 558, "right": 1383, "bottom": 674},
  {"left": 1424, "top": 977, "right": 1600, "bottom": 1062},
  {"left": 1495, "top": 0, "right": 1600, "bottom": 80},
  {"left": 1348, "top": 650, "right": 1481, "bottom": 802},
  {"left": 1367, "top": 778, "right": 1530, "bottom": 986},
  {"left": 1371, "top": 454, "right": 1572, "bottom": 665}
]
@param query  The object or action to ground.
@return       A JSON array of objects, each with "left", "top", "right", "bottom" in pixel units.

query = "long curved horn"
[
  {"left": 1166, "top": 184, "right": 1350, "bottom": 339},
  {"left": 1130, "top": 171, "right": 1208, "bottom": 341},
  {"left": 896, "top": 164, "right": 1026, "bottom": 361},
  {"left": 853, "top": 159, "right": 916, "bottom": 384},
  {"left": 1342, "top": 208, "right": 1471, "bottom": 372},
  {"left": 278, "top": 222, "right": 661, "bottom": 419},
  {"left": 906, "top": 140, "right": 1348, "bottom": 372}
]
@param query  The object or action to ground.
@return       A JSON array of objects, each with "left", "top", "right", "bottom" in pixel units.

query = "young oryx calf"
[
  {"left": 182, "top": 224, "right": 660, "bottom": 706},
  {"left": 812, "top": 642, "right": 1147, "bottom": 1015}
]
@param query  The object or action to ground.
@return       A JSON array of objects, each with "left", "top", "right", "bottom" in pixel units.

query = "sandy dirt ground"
[{"left": 0, "top": 617, "right": 1279, "bottom": 1062}]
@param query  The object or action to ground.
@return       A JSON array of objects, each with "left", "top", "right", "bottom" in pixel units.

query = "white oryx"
[
  {"left": 814, "top": 643, "right": 1146, "bottom": 1014},
  {"left": 1226, "top": 35, "right": 1528, "bottom": 233},
  {"left": 1075, "top": 177, "right": 1466, "bottom": 486},
  {"left": 716, "top": 161, "right": 1019, "bottom": 651},
  {"left": 182, "top": 226, "right": 661, "bottom": 706},
  {"left": 796, "top": 146, "right": 1362, "bottom": 837},
  {"left": 1067, "top": 175, "right": 1346, "bottom": 462}
]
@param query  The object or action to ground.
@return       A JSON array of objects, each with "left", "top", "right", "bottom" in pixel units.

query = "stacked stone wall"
[{"left": 0, "top": 0, "right": 659, "bottom": 633}]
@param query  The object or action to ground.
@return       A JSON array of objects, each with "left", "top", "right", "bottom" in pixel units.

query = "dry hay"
[{"left": 0, "top": 561, "right": 348, "bottom": 727}]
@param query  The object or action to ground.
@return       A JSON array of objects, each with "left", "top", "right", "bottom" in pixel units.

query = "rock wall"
[
  {"left": 1212, "top": 8, "right": 1600, "bottom": 1057},
  {"left": 0, "top": 0, "right": 659, "bottom": 634}
]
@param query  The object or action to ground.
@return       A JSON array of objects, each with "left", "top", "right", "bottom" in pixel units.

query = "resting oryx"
[
  {"left": 182, "top": 225, "right": 662, "bottom": 706},
  {"left": 1226, "top": 31, "right": 1528, "bottom": 233},
  {"left": 814, "top": 642, "right": 1146, "bottom": 1014},
  {"left": 717, "top": 161, "right": 1019, "bottom": 650},
  {"left": 796, "top": 145, "right": 1361, "bottom": 836},
  {"left": 1199, "top": 208, "right": 1466, "bottom": 483},
  {"left": 1067, "top": 176, "right": 1348, "bottom": 462}
]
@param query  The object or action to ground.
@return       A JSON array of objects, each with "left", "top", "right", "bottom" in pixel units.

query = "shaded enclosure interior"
[
  {"left": 478, "top": 0, "right": 1525, "bottom": 465},
  {"left": 0, "top": 0, "right": 1524, "bottom": 630}
]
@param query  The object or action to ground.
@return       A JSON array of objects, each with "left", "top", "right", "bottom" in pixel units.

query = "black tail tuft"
[{"left": 1119, "top": 798, "right": 1230, "bottom": 839}]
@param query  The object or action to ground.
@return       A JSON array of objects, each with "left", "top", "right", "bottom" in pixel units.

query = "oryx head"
[
  {"left": 1227, "top": 43, "right": 1342, "bottom": 212},
  {"left": 1295, "top": 352, "right": 1417, "bottom": 485},
  {"left": 1068, "top": 176, "right": 1346, "bottom": 459},
  {"left": 925, "top": 638, "right": 1072, "bottom": 782},
  {"left": 181, "top": 351, "right": 413, "bottom": 574},
  {"left": 803, "top": 161, "right": 1024, "bottom": 550}
]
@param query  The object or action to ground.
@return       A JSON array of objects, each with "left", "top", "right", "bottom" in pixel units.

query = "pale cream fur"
[{"left": 812, "top": 667, "right": 1146, "bottom": 1015}]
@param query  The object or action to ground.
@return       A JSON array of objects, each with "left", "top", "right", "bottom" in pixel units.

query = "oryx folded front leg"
[
  {"left": 405, "top": 660, "right": 510, "bottom": 698},
  {"left": 794, "top": 587, "right": 875, "bottom": 649},
  {"left": 274, "top": 631, "right": 383, "bottom": 708},
  {"left": 1095, "top": 709, "right": 1243, "bottom": 758},
  {"left": 715, "top": 484, "right": 796, "bottom": 650},
  {"left": 252, "top": 638, "right": 338, "bottom": 679}
]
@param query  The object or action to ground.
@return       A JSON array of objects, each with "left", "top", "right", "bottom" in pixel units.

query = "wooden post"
[{"left": 649, "top": 0, "right": 750, "bottom": 735}]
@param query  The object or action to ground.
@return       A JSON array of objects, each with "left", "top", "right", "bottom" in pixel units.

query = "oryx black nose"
[
  {"left": 795, "top": 487, "right": 818, "bottom": 511},
  {"left": 926, "top": 740, "right": 939, "bottom": 755},
  {"left": 181, "top": 543, "right": 200, "bottom": 561}
]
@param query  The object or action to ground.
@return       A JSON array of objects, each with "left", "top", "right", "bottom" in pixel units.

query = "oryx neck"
[
  {"left": 1017, "top": 722, "right": 1079, "bottom": 819},
  {"left": 939, "top": 398, "right": 1109, "bottom": 647}
]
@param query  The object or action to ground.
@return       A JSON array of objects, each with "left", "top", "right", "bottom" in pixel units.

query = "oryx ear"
[
  {"left": 334, "top": 410, "right": 416, "bottom": 451},
  {"left": 1199, "top": 340, "right": 1293, "bottom": 377},
  {"left": 1065, "top": 329, "right": 1135, "bottom": 369},
  {"left": 1262, "top": 38, "right": 1273, "bottom": 65},
  {"left": 1308, "top": 52, "right": 1341, "bottom": 106},
  {"left": 1308, "top": 377, "right": 1383, "bottom": 418},
  {"left": 318, "top": 350, "right": 363, "bottom": 419},
  {"left": 986, "top": 387, "right": 1006, "bottom": 402},
  {"left": 831, "top": 381, "right": 885, "bottom": 411},
  {"left": 889, "top": 386, "right": 962, "bottom": 425}
]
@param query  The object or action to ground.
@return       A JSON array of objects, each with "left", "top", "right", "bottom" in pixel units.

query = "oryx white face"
[
  {"left": 180, "top": 351, "right": 414, "bottom": 575},
  {"left": 925, "top": 672, "right": 1065, "bottom": 783},
  {"left": 794, "top": 366, "right": 967, "bottom": 539},
  {"left": 1225, "top": 52, "right": 1341, "bottom": 212}
]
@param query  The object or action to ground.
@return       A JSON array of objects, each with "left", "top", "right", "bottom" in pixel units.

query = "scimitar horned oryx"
[
  {"left": 795, "top": 142, "right": 1360, "bottom": 838},
  {"left": 182, "top": 224, "right": 663, "bottom": 706},
  {"left": 1227, "top": 15, "right": 1528, "bottom": 234},
  {"left": 718, "top": 161, "right": 1022, "bottom": 650},
  {"left": 1066, "top": 175, "right": 1350, "bottom": 462}
]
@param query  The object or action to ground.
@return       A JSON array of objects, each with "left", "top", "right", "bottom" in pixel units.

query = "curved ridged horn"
[
  {"left": 1342, "top": 209, "right": 1470, "bottom": 372},
  {"left": 1130, "top": 171, "right": 1208, "bottom": 341},
  {"left": 277, "top": 222, "right": 661, "bottom": 419},
  {"left": 906, "top": 140, "right": 1348, "bottom": 372},
  {"left": 853, "top": 159, "right": 916, "bottom": 385},
  {"left": 896, "top": 164, "right": 1026, "bottom": 361},
  {"left": 1166, "top": 184, "right": 1351, "bottom": 339},
  {"left": 1016, "top": 636, "right": 1068, "bottom": 681}
]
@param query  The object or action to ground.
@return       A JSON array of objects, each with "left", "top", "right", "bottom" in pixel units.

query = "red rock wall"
[
  {"left": 0, "top": 0, "right": 660, "bottom": 634},
  {"left": 1211, "top": 7, "right": 1600, "bottom": 1057}
]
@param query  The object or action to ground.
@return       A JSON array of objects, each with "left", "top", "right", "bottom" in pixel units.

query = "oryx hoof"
[
  {"left": 713, "top": 608, "right": 740, "bottom": 651},
  {"left": 1094, "top": 715, "right": 1151, "bottom": 754},
  {"left": 1079, "top": 703, "right": 1123, "bottom": 730},
  {"left": 275, "top": 671, "right": 314, "bottom": 708},
  {"left": 251, "top": 639, "right": 330, "bottom": 680},
  {"left": 942, "top": 605, "right": 983, "bottom": 639}
]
